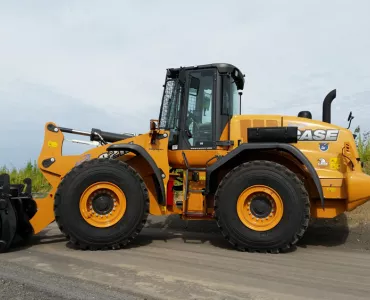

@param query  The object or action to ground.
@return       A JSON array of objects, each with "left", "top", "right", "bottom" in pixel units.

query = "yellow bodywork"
[
  {"left": 229, "top": 114, "right": 370, "bottom": 218},
  {"left": 31, "top": 114, "right": 370, "bottom": 235},
  {"left": 32, "top": 121, "right": 174, "bottom": 233}
]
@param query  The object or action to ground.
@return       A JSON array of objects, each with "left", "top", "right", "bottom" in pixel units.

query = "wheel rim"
[
  {"left": 79, "top": 182, "right": 126, "bottom": 228},
  {"left": 236, "top": 185, "right": 283, "bottom": 231}
]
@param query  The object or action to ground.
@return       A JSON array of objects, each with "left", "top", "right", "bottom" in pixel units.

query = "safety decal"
[
  {"left": 298, "top": 129, "right": 339, "bottom": 141},
  {"left": 319, "top": 143, "right": 329, "bottom": 152},
  {"left": 329, "top": 157, "right": 341, "bottom": 170},
  {"left": 48, "top": 141, "right": 58, "bottom": 148},
  {"left": 317, "top": 158, "right": 328, "bottom": 167}
]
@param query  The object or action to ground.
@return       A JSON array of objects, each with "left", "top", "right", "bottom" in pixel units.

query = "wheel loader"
[{"left": 1, "top": 63, "right": 370, "bottom": 253}]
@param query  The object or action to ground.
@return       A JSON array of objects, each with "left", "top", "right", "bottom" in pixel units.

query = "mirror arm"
[{"left": 238, "top": 91, "right": 243, "bottom": 115}]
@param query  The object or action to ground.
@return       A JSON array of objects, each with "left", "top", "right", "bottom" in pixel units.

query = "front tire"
[
  {"left": 54, "top": 158, "right": 149, "bottom": 250},
  {"left": 214, "top": 160, "right": 310, "bottom": 253}
]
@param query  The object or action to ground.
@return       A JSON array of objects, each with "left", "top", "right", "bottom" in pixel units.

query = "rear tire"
[
  {"left": 214, "top": 160, "right": 310, "bottom": 253},
  {"left": 54, "top": 158, "right": 149, "bottom": 250}
]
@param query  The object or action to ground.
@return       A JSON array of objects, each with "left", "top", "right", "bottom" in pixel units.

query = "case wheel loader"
[{"left": 1, "top": 63, "right": 370, "bottom": 254}]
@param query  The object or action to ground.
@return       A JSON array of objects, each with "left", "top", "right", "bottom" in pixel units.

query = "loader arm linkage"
[
  {"left": 0, "top": 122, "right": 124, "bottom": 252},
  {"left": 1, "top": 120, "right": 171, "bottom": 253},
  {"left": 30, "top": 122, "right": 127, "bottom": 235}
]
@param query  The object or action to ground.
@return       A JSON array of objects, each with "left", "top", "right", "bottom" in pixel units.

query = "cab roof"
[{"left": 166, "top": 63, "right": 245, "bottom": 90}]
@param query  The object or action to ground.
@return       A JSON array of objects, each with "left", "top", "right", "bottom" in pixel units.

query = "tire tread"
[
  {"left": 54, "top": 158, "right": 149, "bottom": 251},
  {"left": 214, "top": 160, "right": 310, "bottom": 253}
]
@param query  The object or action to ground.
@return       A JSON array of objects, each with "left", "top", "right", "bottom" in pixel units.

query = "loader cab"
[{"left": 158, "top": 63, "right": 245, "bottom": 151}]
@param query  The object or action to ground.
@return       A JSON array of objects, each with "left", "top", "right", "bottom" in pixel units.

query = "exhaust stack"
[{"left": 322, "top": 89, "right": 336, "bottom": 123}]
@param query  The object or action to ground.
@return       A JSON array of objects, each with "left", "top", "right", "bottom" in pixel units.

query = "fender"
[
  {"left": 107, "top": 143, "right": 165, "bottom": 205},
  {"left": 205, "top": 143, "right": 325, "bottom": 208}
]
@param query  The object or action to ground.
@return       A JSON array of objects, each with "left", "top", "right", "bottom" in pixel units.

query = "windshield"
[
  {"left": 231, "top": 80, "right": 240, "bottom": 115},
  {"left": 222, "top": 76, "right": 240, "bottom": 116}
]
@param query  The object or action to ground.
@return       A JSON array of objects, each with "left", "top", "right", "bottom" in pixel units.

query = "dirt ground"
[
  {"left": 171, "top": 192, "right": 370, "bottom": 251},
  {"left": 1, "top": 200, "right": 370, "bottom": 300},
  {"left": 147, "top": 196, "right": 370, "bottom": 254},
  {"left": 302, "top": 201, "right": 370, "bottom": 251}
]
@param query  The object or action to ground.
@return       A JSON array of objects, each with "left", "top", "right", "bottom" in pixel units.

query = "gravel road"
[{"left": 1, "top": 213, "right": 370, "bottom": 300}]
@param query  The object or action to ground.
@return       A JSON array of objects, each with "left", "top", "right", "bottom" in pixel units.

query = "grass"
[
  {"left": 354, "top": 126, "right": 370, "bottom": 174},
  {"left": 0, "top": 161, "right": 51, "bottom": 193},
  {"left": 1, "top": 129, "right": 369, "bottom": 193}
]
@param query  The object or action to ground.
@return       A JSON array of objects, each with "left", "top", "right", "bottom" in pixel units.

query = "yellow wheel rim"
[
  {"left": 236, "top": 185, "right": 284, "bottom": 231},
  {"left": 79, "top": 182, "right": 126, "bottom": 228}
]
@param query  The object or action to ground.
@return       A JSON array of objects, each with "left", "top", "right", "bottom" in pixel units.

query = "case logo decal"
[{"left": 298, "top": 129, "right": 339, "bottom": 141}]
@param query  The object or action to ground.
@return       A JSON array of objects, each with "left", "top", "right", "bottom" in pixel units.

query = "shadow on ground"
[
  {"left": 6, "top": 227, "right": 68, "bottom": 253},
  {"left": 141, "top": 215, "right": 234, "bottom": 250},
  {"left": 6, "top": 211, "right": 370, "bottom": 253},
  {"left": 134, "top": 213, "right": 364, "bottom": 252},
  {"left": 7, "top": 225, "right": 154, "bottom": 253},
  {"left": 298, "top": 213, "right": 350, "bottom": 248}
]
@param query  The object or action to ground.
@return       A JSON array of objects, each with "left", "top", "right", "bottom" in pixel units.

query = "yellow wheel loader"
[{"left": 1, "top": 63, "right": 370, "bottom": 253}]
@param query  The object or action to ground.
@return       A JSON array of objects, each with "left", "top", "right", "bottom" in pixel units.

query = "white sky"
[{"left": 1, "top": 0, "right": 370, "bottom": 168}]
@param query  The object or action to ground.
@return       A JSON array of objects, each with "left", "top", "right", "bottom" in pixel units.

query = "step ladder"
[{"left": 175, "top": 152, "right": 207, "bottom": 217}]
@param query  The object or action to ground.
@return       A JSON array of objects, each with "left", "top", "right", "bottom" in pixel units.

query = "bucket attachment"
[{"left": 0, "top": 174, "right": 37, "bottom": 253}]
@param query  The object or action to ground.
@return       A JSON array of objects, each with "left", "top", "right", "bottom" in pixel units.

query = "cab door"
[{"left": 177, "top": 68, "right": 216, "bottom": 151}]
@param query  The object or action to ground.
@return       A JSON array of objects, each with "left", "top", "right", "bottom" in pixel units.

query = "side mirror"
[
  {"left": 347, "top": 111, "right": 353, "bottom": 121},
  {"left": 347, "top": 111, "right": 354, "bottom": 129}
]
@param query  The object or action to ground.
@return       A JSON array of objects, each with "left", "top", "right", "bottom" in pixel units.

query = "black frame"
[{"left": 158, "top": 63, "right": 245, "bottom": 152}]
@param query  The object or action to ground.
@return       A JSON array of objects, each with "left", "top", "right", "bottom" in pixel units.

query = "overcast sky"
[{"left": 1, "top": 0, "right": 370, "bottom": 169}]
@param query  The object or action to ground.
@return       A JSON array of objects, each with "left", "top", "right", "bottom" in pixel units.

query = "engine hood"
[{"left": 282, "top": 116, "right": 345, "bottom": 142}]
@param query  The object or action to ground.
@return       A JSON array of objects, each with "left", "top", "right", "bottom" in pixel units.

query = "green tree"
[{"left": 354, "top": 126, "right": 370, "bottom": 174}]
